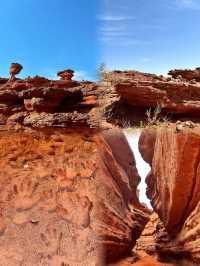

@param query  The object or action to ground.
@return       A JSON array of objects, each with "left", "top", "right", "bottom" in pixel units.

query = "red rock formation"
[
  {"left": 138, "top": 128, "right": 157, "bottom": 165},
  {"left": 0, "top": 126, "right": 149, "bottom": 265},
  {"left": 169, "top": 68, "right": 200, "bottom": 81},
  {"left": 136, "top": 213, "right": 158, "bottom": 255},
  {"left": 0, "top": 66, "right": 153, "bottom": 264},
  {"left": 139, "top": 124, "right": 200, "bottom": 235},
  {"left": 9, "top": 63, "right": 23, "bottom": 82},
  {"left": 4, "top": 64, "right": 200, "bottom": 264},
  {"left": 135, "top": 208, "right": 200, "bottom": 264},
  {"left": 0, "top": 73, "right": 101, "bottom": 128},
  {"left": 154, "top": 200, "right": 200, "bottom": 262},
  {"left": 57, "top": 69, "right": 74, "bottom": 80},
  {"left": 137, "top": 124, "right": 200, "bottom": 263},
  {"left": 95, "top": 129, "right": 150, "bottom": 262},
  {"left": 106, "top": 69, "right": 200, "bottom": 117}
]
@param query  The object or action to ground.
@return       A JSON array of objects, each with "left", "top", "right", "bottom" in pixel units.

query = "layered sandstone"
[
  {"left": 0, "top": 75, "right": 101, "bottom": 128},
  {"left": 135, "top": 213, "right": 159, "bottom": 255},
  {"left": 105, "top": 69, "right": 200, "bottom": 117},
  {"left": 139, "top": 124, "right": 200, "bottom": 235},
  {"left": 138, "top": 124, "right": 200, "bottom": 263},
  {"left": 154, "top": 200, "right": 200, "bottom": 262},
  {"left": 169, "top": 68, "right": 200, "bottom": 81}
]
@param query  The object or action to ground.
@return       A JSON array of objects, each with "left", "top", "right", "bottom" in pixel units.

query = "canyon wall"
[
  {"left": 138, "top": 124, "right": 200, "bottom": 263},
  {"left": 0, "top": 126, "right": 149, "bottom": 265}
]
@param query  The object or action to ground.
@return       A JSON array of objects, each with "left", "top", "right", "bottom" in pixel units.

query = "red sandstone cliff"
[
  {"left": 102, "top": 69, "right": 200, "bottom": 128},
  {"left": 138, "top": 124, "right": 200, "bottom": 264}
]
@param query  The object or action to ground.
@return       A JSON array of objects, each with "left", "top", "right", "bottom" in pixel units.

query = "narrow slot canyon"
[{"left": 126, "top": 125, "right": 200, "bottom": 266}]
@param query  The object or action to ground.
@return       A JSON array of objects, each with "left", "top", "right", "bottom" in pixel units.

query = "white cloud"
[
  {"left": 99, "top": 25, "right": 126, "bottom": 33},
  {"left": 98, "top": 15, "right": 134, "bottom": 21},
  {"left": 100, "top": 36, "right": 146, "bottom": 47},
  {"left": 141, "top": 57, "right": 152, "bottom": 63},
  {"left": 98, "top": 9, "right": 144, "bottom": 48},
  {"left": 74, "top": 70, "right": 92, "bottom": 81},
  {"left": 176, "top": 0, "right": 200, "bottom": 9}
]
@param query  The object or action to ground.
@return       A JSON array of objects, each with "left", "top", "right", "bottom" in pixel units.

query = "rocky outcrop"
[
  {"left": 4, "top": 66, "right": 200, "bottom": 129},
  {"left": 0, "top": 66, "right": 102, "bottom": 128},
  {"left": 57, "top": 69, "right": 75, "bottom": 80},
  {"left": 135, "top": 208, "right": 200, "bottom": 264},
  {"left": 9, "top": 63, "right": 23, "bottom": 81},
  {"left": 169, "top": 68, "right": 200, "bottom": 81},
  {"left": 105, "top": 70, "right": 200, "bottom": 120}
]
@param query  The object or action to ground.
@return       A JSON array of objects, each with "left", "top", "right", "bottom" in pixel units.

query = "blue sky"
[
  {"left": 125, "top": 130, "right": 151, "bottom": 208},
  {"left": 0, "top": 0, "right": 98, "bottom": 80},
  {"left": 99, "top": 0, "right": 200, "bottom": 75},
  {"left": 1, "top": 1, "right": 200, "bottom": 80}
]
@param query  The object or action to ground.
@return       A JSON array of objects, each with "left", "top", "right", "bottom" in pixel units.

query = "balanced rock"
[
  {"left": 57, "top": 69, "right": 74, "bottom": 80},
  {"left": 9, "top": 63, "right": 23, "bottom": 81}
]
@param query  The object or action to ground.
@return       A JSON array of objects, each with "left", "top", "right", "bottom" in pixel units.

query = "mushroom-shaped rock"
[
  {"left": 57, "top": 69, "right": 74, "bottom": 80},
  {"left": 9, "top": 63, "right": 23, "bottom": 81}
]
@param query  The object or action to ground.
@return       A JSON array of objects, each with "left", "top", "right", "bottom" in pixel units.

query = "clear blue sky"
[
  {"left": 0, "top": 0, "right": 99, "bottom": 80},
  {"left": 1, "top": 1, "right": 200, "bottom": 80},
  {"left": 99, "top": 0, "right": 200, "bottom": 75}
]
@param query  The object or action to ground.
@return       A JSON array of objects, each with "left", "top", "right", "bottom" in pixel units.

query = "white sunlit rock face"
[{"left": 124, "top": 129, "right": 152, "bottom": 209}]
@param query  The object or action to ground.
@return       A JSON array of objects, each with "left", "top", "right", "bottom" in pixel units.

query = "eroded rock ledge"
[
  {"left": 0, "top": 75, "right": 101, "bottom": 128},
  {"left": 103, "top": 68, "right": 200, "bottom": 127},
  {"left": 2, "top": 65, "right": 200, "bottom": 129}
]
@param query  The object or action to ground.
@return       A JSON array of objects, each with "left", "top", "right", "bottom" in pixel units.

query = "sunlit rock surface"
[
  {"left": 138, "top": 124, "right": 200, "bottom": 263},
  {"left": 0, "top": 70, "right": 104, "bottom": 128},
  {"left": 104, "top": 70, "right": 200, "bottom": 124},
  {"left": 0, "top": 126, "right": 149, "bottom": 265}
]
